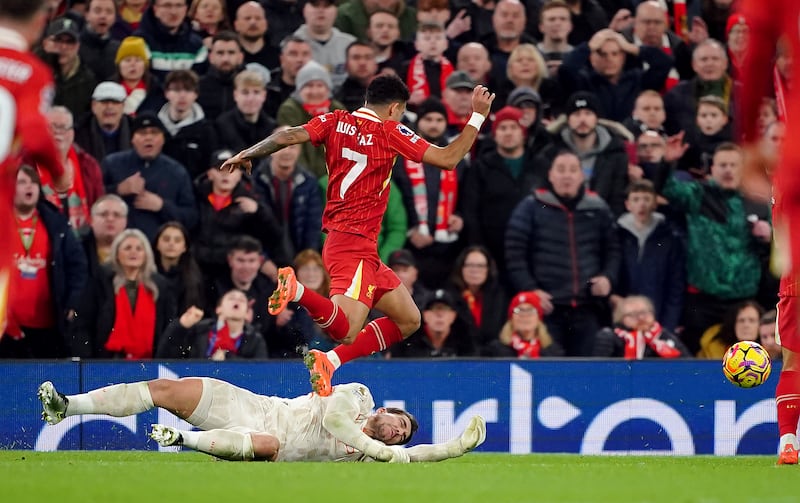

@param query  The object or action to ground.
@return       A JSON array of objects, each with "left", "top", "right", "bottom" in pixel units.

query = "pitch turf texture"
[{"left": 3, "top": 452, "right": 799, "bottom": 503}]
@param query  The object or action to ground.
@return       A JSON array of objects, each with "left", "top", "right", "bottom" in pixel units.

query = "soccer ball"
[{"left": 722, "top": 340, "right": 772, "bottom": 388}]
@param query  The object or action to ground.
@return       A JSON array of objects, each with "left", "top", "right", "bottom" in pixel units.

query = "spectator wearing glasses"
[
  {"left": 80, "top": 195, "right": 129, "bottom": 281},
  {"left": 75, "top": 82, "right": 134, "bottom": 163}
]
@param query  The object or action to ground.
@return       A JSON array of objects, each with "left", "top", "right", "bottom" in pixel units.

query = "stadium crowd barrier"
[{"left": 0, "top": 359, "right": 779, "bottom": 455}]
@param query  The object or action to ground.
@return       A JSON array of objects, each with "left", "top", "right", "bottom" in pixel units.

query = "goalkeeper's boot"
[
  {"left": 304, "top": 349, "right": 334, "bottom": 397},
  {"left": 38, "top": 381, "right": 68, "bottom": 425},
  {"left": 268, "top": 267, "right": 298, "bottom": 315},
  {"left": 149, "top": 424, "right": 183, "bottom": 447},
  {"left": 777, "top": 443, "right": 798, "bottom": 465}
]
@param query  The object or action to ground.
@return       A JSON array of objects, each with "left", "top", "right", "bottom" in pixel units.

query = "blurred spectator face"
[
  {"left": 692, "top": 43, "right": 727, "bottom": 81},
  {"left": 633, "top": 93, "right": 665, "bottom": 129},
  {"left": 227, "top": 250, "right": 262, "bottom": 285},
  {"left": 91, "top": 98, "right": 125, "bottom": 131},
  {"left": 271, "top": 127, "right": 301, "bottom": 174},
  {"left": 234, "top": 2, "right": 267, "bottom": 42},
  {"left": 619, "top": 297, "right": 655, "bottom": 331},
  {"left": 303, "top": 1, "right": 337, "bottom": 34},
  {"left": 208, "top": 166, "right": 242, "bottom": 193},
  {"left": 422, "top": 302, "right": 457, "bottom": 333},
  {"left": 345, "top": 44, "right": 377, "bottom": 81},
  {"left": 217, "top": 289, "right": 249, "bottom": 321},
  {"left": 156, "top": 225, "right": 187, "bottom": 261},
  {"left": 511, "top": 301, "right": 540, "bottom": 333},
  {"left": 624, "top": 189, "right": 656, "bottom": 220},
  {"left": 494, "top": 120, "right": 524, "bottom": 153},
  {"left": 776, "top": 48, "right": 791, "bottom": 80},
  {"left": 539, "top": 5, "right": 571, "bottom": 42},
  {"left": 192, "top": 0, "right": 224, "bottom": 26},
  {"left": 636, "top": 131, "right": 666, "bottom": 163},
  {"left": 131, "top": 127, "right": 165, "bottom": 160},
  {"left": 209, "top": 39, "right": 243, "bottom": 73},
  {"left": 117, "top": 236, "right": 146, "bottom": 270},
  {"left": 763, "top": 121, "right": 785, "bottom": 156},
  {"left": 492, "top": 0, "right": 525, "bottom": 41},
  {"left": 118, "top": 55, "right": 146, "bottom": 82},
  {"left": 590, "top": 39, "right": 625, "bottom": 80},
  {"left": 567, "top": 108, "right": 598, "bottom": 138},
  {"left": 392, "top": 264, "right": 418, "bottom": 292},
  {"left": 518, "top": 104, "right": 537, "bottom": 128},
  {"left": 233, "top": 83, "right": 266, "bottom": 115},
  {"left": 461, "top": 251, "right": 488, "bottom": 289},
  {"left": 91, "top": 199, "right": 128, "bottom": 242},
  {"left": 727, "top": 23, "right": 749, "bottom": 55},
  {"left": 280, "top": 40, "right": 313, "bottom": 79},
  {"left": 696, "top": 103, "right": 728, "bottom": 136},
  {"left": 735, "top": 305, "right": 760, "bottom": 342},
  {"left": 633, "top": 1, "right": 666, "bottom": 47},
  {"left": 417, "top": 8, "right": 450, "bottom": 26},
  {"left": 14, "top": 169, "right": 41, "bottom": 213},
  {"left": 457, "top": 43, "right": 491, "bottom": 83},
  {"left": 299, "top": 80, "right": 330, "bottom": 104},
  {"left": 367, "top": 12, "right": 400, "bottom": 48},
  {"left": 86, "top": 0, "right": 116, "bottom": 36},
  {"left": 415, "top": 29, "right": 447, "bottom": 60},
  {"left": 47, "top": 108, "right": 74, "bottom": 156},
  {"left": 363, "top": 0, "right": 401, "bottom": 11},
  {"left": 297, "top": 261, "right": 325, "bottom": 291},
  {"left": 757, "top": 101, "right": 777, "bottom": 137},
  {"left": 710, "top": 149, "right": 743, "bottom": 190},
  {"left": 759, "top": 316, "right": 781, "bottom": 360},
  {"left": 417, "top": 112, "right": 447, "bottom": 141},
  {"left": 153, "top": 0, "right": 188, "bottom": 31},
  {"left": 507, "top": 48, "right": 541, "bottom": 86},
  {"left": 442, "top": 87, "right": 472, "bottom": 117},
  {"left": 165, "top": 82, "right": 198, "bottom": 114},
  {"left": 548, "top": 153, "right": 584, "bottom": 198},
  {"left": 49, "top": 32, "right": 80, "bottom": 68}
]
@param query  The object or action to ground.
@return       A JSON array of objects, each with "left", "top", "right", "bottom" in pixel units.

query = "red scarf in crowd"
[
  {"left": 511, "top": 333, "right": 541, "bottom": 358},
  {"left": 105, "top": 283, "right": 156, "bottom": 359},
  {"left": 614, "top": 321, "right": 680, "bottom": 360},
  {"left": 406, "top": 54, "right": 454, "bottom": 101},
  {"left": 403, "top": 158, "right": 458, "bottom": 242},
  {"left": 462, "top": 290, "right": 482, "bottom": 328},
  {"left": 302, "top": 99, "right": 332, "bottom": 118},
  {"left": 38, "top": 147, "right": 90, "bottom": 229},
  {"left": 659, "top": 34, "right": 681, "bottom": 93},
  {"left": 775, "top": 65, "right": 788, "bottom": 122}
]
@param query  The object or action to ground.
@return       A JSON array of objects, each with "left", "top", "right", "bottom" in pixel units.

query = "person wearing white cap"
[{"left": 75, "top": 81, "right": 134, "bottom": 162}]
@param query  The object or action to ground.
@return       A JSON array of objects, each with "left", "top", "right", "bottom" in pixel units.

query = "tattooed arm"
[{"left": 220, "top": 126, "right": 311, "bottom": 174}]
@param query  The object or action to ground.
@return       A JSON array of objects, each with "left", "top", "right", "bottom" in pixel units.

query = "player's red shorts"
[
  {"left": 776, "top": 294, "right": 800, "bottom": 353},
  {"left": 322, "top": 230, "right": 401, "bottom": 309}
]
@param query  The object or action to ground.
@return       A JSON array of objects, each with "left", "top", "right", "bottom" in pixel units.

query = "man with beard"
[
  {"left": 198, "top": 31, "right": 245, "bottom": 121},
  {"left": 265, "top": 36, "right": 313, "bottom": 118},
  {"left": 336, "top": 41, "right": 379, "bottom": 112},
  {"left": 234, "top": 1, "right": 278, "bottom": 70}
]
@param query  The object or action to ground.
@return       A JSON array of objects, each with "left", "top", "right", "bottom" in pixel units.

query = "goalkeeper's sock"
[
  {"left": 66, "top": 382, "right": 154, "bottom": 417},
  {"left": 776, "top": 370, "right": 800, "bottom": 437},
  {"left": 333, "top": 317, "right": 403, "bottom": 365},
  {"left": 298, "top": 288, "right": 350, "bottom": 341},
  {"left": 181, "top": 429, "right": 255, "bottom": 461}
]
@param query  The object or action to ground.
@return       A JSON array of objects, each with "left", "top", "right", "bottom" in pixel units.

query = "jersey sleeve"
[
  {"left": 16, "top": 62, "right": 63, "bottom": 177},
  {"left": 303, "top": 111, "right": 338, "bottom": 147},
  {"left": 321, "top": 384, "right": 388, "bottom": 461},
  {"left": 386, "top": 122, "right": 431, "bottom": 163}
]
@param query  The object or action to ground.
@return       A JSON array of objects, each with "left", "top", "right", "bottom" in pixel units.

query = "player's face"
[
  {"left": 86, "top": 0, "right": 116, "bottom": 35},
  {"left": 14, "top": 171, "right": 40, "bottom": 211},
  {"left": 118, "top": 56, "right": 146, "bottom": 82},
  {"left": 217, "top": 290, "right": 249, "bottom": 320},
  {"left": 227, "top": 251, "right": 261, "bottom": 284},
  {"left": 696, "top": 105, "right": 727, "bottom": 135},
  {"left": 539, "top": 7, "right": 571, "bottom": 41},
  {"left": 417, "top": 113, "right": 447, "bottom": 141},
  {"left": 156, "top": 226, "right": 187, "bottom": 260},
  {"left": 590, "top": 40, "right": 625, "bottom": 79},
  {"left": 548, "top": 154, "right": 584, "bottom": 198},
  {"left": 234, "top": 3, "right": 267, "bottom": 40},
  {"left": 735, "top": 306, "right": 760, "bottom": 342},
  {"left": 369, "top": 411, "right": 413, "bottom": 445},
  {"left": 131, "top": 127, "right": 165, "bottom": 160},
  {"left": 508, "top": 50, "right": 541, "bottom": 86},
  {"left": 461, "top": 251, "right": 488, "bottom": 288},
  {"left": 209, "top": 40, "right": 243, "bottom": 73},
  {"left": 414, "top": 30, "right": 447, "bottom": 60},
  {"left": 117, "top": 236, "right": 146, "bottom": 270},
  {"left": 457, "top": 45, "right": 491, "bottom": 82},
  {"left": 153, "top": 0, "right": 188, "bottom": 30},
  {"left": 633, "top": 95, "right": 665, "bottom": 129},
  {"left": 624, "top": 192, "right": 656, "bottom": 220},
  {"left": 710, "top": 150, "right": 742, "bottom": 190},
  {"left": 91, "top": 201, "right": 128, "bottom": 241},
  {"left": 367, "top": 12, "right": 400, "bottom": 48},
  {"left": 567, "top": 109, "right": 597, "bottom": 138}
]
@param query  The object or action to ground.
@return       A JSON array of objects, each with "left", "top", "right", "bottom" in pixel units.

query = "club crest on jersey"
[{"left": 396, "top": 124, "right": 414, "bottom": 136}]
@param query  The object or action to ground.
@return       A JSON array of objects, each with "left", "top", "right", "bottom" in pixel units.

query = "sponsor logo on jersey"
[{"left": 396, "top": 124, "right": 414, "bottom": 136}]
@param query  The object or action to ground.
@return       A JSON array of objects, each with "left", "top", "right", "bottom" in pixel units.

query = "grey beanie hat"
[{"left": 293, "top": 61, "right": 333, "bottom": 101}]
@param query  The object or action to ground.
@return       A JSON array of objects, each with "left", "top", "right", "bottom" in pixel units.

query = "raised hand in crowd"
[{"left": 179, "top": 306, "right": 205, "bottom": 328}]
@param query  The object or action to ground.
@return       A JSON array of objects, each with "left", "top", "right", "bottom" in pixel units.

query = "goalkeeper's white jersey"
[{"left": 265, "top": 383, "right": 375, "bottom": 462}]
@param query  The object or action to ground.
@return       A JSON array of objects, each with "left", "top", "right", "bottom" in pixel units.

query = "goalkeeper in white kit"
[{"left": 37, "top": 379, "right": 485, "bottom": 463}]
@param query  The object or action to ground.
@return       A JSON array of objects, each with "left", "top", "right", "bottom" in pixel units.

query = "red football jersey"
[
  {"left": 0, "top": 34, "right": 63, "bottom": 334},
  {"left": 304, "top": 107, "right": 431, "bottom": 242}
]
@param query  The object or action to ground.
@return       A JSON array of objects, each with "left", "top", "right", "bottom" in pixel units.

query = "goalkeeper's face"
[{"left": 368, "top": 411, "right": 413, "bottom": 446}]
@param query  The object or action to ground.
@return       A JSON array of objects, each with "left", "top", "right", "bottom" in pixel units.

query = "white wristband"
[{"left": 466, "top": 112, "right": 485, "bottom": 131}]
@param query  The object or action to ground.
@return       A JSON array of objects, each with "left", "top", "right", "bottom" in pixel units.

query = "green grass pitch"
[{"left": 2, "top": 451, "right": 799, "bottom": 503}]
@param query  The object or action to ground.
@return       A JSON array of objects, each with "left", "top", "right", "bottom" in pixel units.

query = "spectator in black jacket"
[
  {"left": 216, "top": 69, "right": 278, "bottom": 152},
  {"left": 234, "top": 1, "right": 279, "bottom": 70},
  {"left": 197, "top": 31, "right": 245, "bottom": 121},
  {"left": 75, "top": 82, "right": 133, "bottom": 162},
  {"left": 81, "top": 194, "right": 129, "bottom": 282},
  {"left": 158, "top": 69, "right": 218, "bottom": 179},
  {"left": 153, "top": 221, "right": 206, "bottom": 313},
  {"left": 79, "top": 0, "right": 120, "bottom": 80},
  {"left": 505, "top": 151, "right": 621, "bottom": 356},
  {"left": 265, "top": 36, "right": 313, "bottom": 119},
  {"left": 335, "top": 41, "right": 378, "bottom": 112}
]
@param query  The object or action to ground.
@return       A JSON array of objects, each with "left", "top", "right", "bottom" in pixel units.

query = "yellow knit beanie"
[{"left": 115, "top": 36, "right": 150, "bottom": 66}]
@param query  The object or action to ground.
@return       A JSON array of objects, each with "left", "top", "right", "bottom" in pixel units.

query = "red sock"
[
  {"left": 298, "top": 288, "right": 350, "bottom": 342},
  {"left": 776, "top": 370, "right": 800, "bottom": 437},
  {"left": 333, "top": 317, "right": 404, "bottom": 365}
]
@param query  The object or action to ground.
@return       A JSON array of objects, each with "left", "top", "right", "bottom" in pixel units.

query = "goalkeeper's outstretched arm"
[{"left": 405, "top": 416, "right": 487, "bottom": 462}]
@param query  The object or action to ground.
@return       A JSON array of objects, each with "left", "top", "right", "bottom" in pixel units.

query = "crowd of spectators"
[{"left": 2, "top": 0, "right": 784, "bottom": 362}]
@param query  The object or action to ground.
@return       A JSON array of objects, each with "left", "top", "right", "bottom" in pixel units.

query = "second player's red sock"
[
  {"left": 333, "top": 317, "right": 404, "bottom": 365},
  {"left": 776, "top": 370, "right": 800, "bottom": 437},
  {"left": 298, "top": 288, "right": 350, "bottom": 342}
]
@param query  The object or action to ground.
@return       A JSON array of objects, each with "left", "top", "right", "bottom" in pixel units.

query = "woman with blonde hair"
[
  {"left": 499, "top": 43, "right": 557, "bottom": 109},
  {"left": 71, "top": 229, "right": 177, "bottom": 358},
  {"left": 488, "top": 291, "right": 564, "bottom": 358}
]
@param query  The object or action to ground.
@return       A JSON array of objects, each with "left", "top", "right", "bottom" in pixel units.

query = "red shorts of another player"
[
  {"left": 777, "top": 294, "right": 800, "bottom": 353},
  {"left": 322, "top": 230, "right": 401, "bottom": 309}
]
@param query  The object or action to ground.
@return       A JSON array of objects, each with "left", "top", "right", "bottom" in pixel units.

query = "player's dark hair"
[
  {"left": 0, "top": 0, "right": 47, "bottom": 21},
  {"left": 228, "top": 235, "right": 263, "bottom": 255},
  {"left": 386, "top": 407, "right": 419, "bottom": 445},
  {"left": 365, "top": 74, "right": 410, "bottom": 107}
]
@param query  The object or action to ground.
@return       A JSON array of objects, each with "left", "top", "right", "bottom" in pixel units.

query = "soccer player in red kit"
[
  {"left": 0, "top": 0, "right": 71, "bottom": 338},
  {"left": 739, "top": 0, "right": 800, "bottom": 465},
  {"left": 222, "top": 74, "right": 494, "bottom": 395}
]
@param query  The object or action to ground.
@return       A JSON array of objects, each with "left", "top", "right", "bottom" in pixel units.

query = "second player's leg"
[
  {"left": 330, "top": 294, "right": 371, "bottom": 344},
  {"left": 373, "top": 285, "right": 422, "bottom": 338}
]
